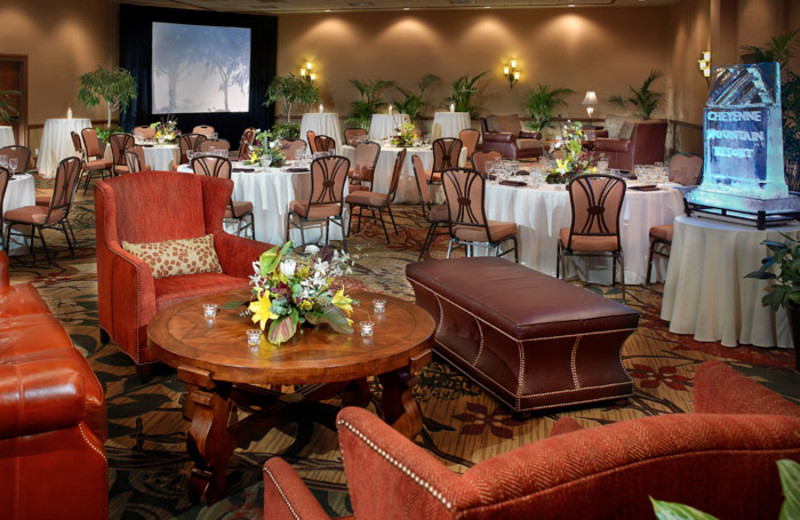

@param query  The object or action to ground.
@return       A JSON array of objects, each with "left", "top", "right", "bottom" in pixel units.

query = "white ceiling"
[{"left": 116, "top": 0, "right": 677, "bottom": 15}]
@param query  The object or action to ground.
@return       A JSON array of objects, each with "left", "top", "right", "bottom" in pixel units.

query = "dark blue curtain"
[{"left": 119, "top": 4, "right": 276, "bottom": 144}]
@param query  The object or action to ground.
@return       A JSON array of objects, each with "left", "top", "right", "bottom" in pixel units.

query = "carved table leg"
[{"left": 378, "top": 370, "right": 423, "bottom": 439}]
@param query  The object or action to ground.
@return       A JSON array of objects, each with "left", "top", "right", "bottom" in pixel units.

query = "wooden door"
[{"left": 0, "top": 56, "right": 27, "bottom": 146}]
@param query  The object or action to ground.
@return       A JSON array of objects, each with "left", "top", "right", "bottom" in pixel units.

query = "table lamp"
[{"left": 581, "top": 90, "right": 598, "bottom": 127}]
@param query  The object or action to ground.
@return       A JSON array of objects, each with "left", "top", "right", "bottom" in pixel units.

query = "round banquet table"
[
  {"left": 660, "top": 215, "right": 800, "bottom": 348},
  {"left": 0, "top": 126, "right": 15, "bottom": 148},
  {"left": 300, "top": 113, "right": 343, "bottom": 152},
  {"left": 341, "top": 144, "right": 467, "bottom": 204},
  {"left": 141, "top": 144, "right": 178, "bottom": 171},
  {"left": 2, "top": 173, "right": 35, "bottom": 253},
  {"left": 430, "top": 112, "right": 471, "bottom": 141},
  {"left": 483, "top": 180, "right": 685, "bottom": 285},
  {"left": 38, "top": 118, "right": 91, "bottom": 178},
  {"left": 368, "top": 114, "right": 410, "bottom": 141}
]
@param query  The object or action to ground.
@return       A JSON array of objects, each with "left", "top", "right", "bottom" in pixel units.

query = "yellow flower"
[
  {"left": 250, "top": 152, "right": 259, "bottom": 162},
  {"left": 331, "top": 287, "right": 353, "bottom": 318},
  {"left": 249, "top": 291, "right": 278, "bottom": 330},
  {"left": 299, "top": 300, "right": 313, "bottom": 311}
]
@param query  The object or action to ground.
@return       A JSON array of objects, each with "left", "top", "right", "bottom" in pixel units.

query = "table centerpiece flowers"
[
  {"left": 151, "top": 118, "right": 180, "bottom": 144},
  {"left": 247, "top": 241, "right": 357, "bottom": 345},
  {"left": 244, "top": 128, "right": 286, "bottom": 168},
  {"left": 390, "top": 122, "right": 422, "bottom": 148},
  {"left": 545, "top": 121, "right": 601, "bottom": 184}
]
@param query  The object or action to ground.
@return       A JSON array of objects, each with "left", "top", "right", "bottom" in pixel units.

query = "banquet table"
[
  {"left": 141, "top": 144, "right": 178, "bottom": 171},
  {"left": 341, "top": 144, "right": 467, "bottom": 204},
  {"left": 660, "top": 215, "right": 800, "bottom": 348},
  {"left": 0, "top": 126, "right": 15, "bottom": 148},
  {"left": 300, "top": 113, "right": 343, "bottom": 152},
  {"left": 430, "top": 112, "right": 471, "bottom": 141},
  {"left": 483, "top": 180, "right": 685, "bottom": 285},
  {"left": 2, "top": 173, "right": 35, "bottom": 253},
  {"left": 368, "top": 114, "right": 410, "bottom": 141},
  {"left": 38, "top": 118, "right": 91, "bottom": 177}
]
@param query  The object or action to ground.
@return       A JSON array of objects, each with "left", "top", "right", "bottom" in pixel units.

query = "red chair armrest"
[
  {"left": 263, "top": 458, "right": 334, "bottom": 520},
  {"left": 693, "top": 361, "right": 800, "bottom": 416},
  {"left": 0, "top": 251, "right": 8, "bottom": 288},
  {"left": 484, "top": 132, "right": 515, "bottom": 144},
  {"left": 214, "top": 232, "right": 274, "bottom": 278},
  {"left": 594, "top": 138, "right": 630, "bottom": 153}
]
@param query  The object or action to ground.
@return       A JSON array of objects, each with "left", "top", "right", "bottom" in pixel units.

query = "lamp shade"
[{"left": 582, "top": 90, "right": 599, "bottom": 106}]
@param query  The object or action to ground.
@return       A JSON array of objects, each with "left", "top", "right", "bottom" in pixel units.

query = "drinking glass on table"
[
  {"left": 0, "top": 155, "right": 6, "bottom": 169},
  {"left": 9, "top": 158, "right": 18, "bottom": 174},
  {"left": 484, "top": 160, "right": 494, "bottom": 177},
  {"left": 187, "top": 150, "right": 194, "bottom": 162}
]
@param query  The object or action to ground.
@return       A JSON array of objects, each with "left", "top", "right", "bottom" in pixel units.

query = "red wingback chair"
[
  {"left": 263, "top": 361, "right": 800, "bottom": 520},
  {"left": 0, "top": 251, "right": 107, "bottom": 520},
  {"left": 95, "top": 171, "right": 273, "bottom": 377},
  {"left": 479, "top": 114, "right": 542, "bottom": 160},
  {"left": 593, "top": 119, "right": 668, "bottom": 171}
]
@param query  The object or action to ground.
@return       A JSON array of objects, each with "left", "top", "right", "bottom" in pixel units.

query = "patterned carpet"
[{"left": 8, "top": 176, "right": 799, "bottom": 520}]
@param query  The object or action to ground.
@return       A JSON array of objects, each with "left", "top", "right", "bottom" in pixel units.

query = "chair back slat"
[
  {"left": 110, "top": 134, "right": 135, "bottom": 167},
  {"left": 442, "top": 167, "right": 487, "bottom": 229},
  {"left": 191, "top": 155, "right": 232, "bottom": 179},
  {"left": 669, "top": 153, "right": 703, "bottom": 186},
  {"left": 567, "top": 174, "right": 626, "bottom": 239},
  {"left": 125, "top": 148, "right": 143, "bottom": 173},
  {"left": 411, "top": 155, "right": 432, "bottom": 217},
  {"left": 387, "top": 148, "right": 407, "bottom": 201},
  {"left": 432, "top": 138, "right": 463, "bottom": 172},
  {"left": 81, "top": 128, "right": 103, "bottom": 158},
  {"left": 314, "top": 135, "right": 336, "bottom": 153},
  {"left": 471, "top": 150, "right": 503, "bottom": 177},
  {"left": 178, "top": 133, "right": 208, "bottom": 164},
  {"left": 49, "top": 156, "right": 82, "bottom": 218},
  {"left": 353, "top": 141, "right": 381, "bottom": 181},
  {"left": 0, "top": 145, "right": 32, "bottom": 174},
  {"left": 459, "top": 128, "right": 480, "bottom": 159},
  {"left": 344, "top": 128, "right": 368, "bottom": 145},
  {"left": 309, "top": 155, "right": 349, "bottom": 205},
  {"left": 280, "top": 139, "right": 307, "bottom": 161}
]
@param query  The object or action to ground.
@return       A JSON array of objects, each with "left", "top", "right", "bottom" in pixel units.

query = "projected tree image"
[{"left": 152, "top": 22, "right": 250, "bottom": 113}]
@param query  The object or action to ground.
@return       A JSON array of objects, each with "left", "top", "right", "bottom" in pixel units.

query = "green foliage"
[
  {"left": 78, "top": 66, "right": 137, "bottom": 128},
  {"left": 94, "top": 127, "right": 125, "bottom": 144},
  {"left": 651, "top": 498, "right": 719, "bottom": 520},
  {"left": 445, "top": 71, "right": 489, "bottom": 119},
  {"left": 392, "top": 73, "right": 440, "bottom": 124},
  {"left": 606, "top": 69, "right": 664, "bottom": 118},
  {"left": 264, "top": 74, "right": 322, "bottom": 123},
  {"left": 0, "top": 90, "right": 19, "bottom": 124},
  {"left": 523, "top": 83, "right": 575, "bottom": 134},
  {"left": 272, "top": 121, "right": 301, "bottom": 140},
  {"left": 746, "top": 233, "right": 800, "bottom": 311},
  {"left": 346, "top": 78, "right": 395, "bottom": 130}
]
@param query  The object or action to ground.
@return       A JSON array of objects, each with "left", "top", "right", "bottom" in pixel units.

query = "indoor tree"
[
  {"left": 264, "top": 73, "right": 322, "bottom": 139},
  {"left": 0, "top": 90, "right": 18, "bottom": 124},
  {"left": 523, "top": 83, "right": 575, "bottom": 135},
  {"left": 445, "top": 71, "right": 488, "bottom": 119},
  {"left": 346, "top": 78, "right": 395, "bottom": 130},
  {"left": 392, "top": 73, "right": 440, "bottom": 124},
  {"left": 606, "top": 69, "right": 664, "bottom": 118},
  {"left": 78, "top": 66, "right": 137, "bottom": 129}
]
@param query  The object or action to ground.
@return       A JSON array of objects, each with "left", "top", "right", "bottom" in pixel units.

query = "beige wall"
[
  {"left": 276, "top": 7, "right": 673, "bottom": 124},
  {"left": 0, "top": 0, "right": 116, "bottom": 148}
]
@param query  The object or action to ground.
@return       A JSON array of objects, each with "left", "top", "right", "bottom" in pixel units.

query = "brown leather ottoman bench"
[{"left": 406, "top": 257, "right": 639, "bottom": 413}]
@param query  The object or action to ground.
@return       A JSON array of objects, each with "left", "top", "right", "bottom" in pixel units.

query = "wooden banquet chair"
[
  {"left": 125, "top": 146, "right": 151, "bottom": 173},
  {"left": 349, "top": 140, "right": 381, "bottom": 190},
  {"left": 3, "top": 156, "right": 82, "bottom": 264},
  {"left": 426, "top": 137, "right": 463, "bottom": 187},
  {"left": 172, "top": 133, "right": 208, "bottom": 169},
  {"left": 286, "top": 155, "right": 349, "bottom": 248},
  {"left": 470, "top": 150, "right": 503, "bottom": 177},
  {"left": 280, "top": 139, "right": 307, "bottom": 161},
  {"left": 442, "top": 166, "right": 519, "bottom": 262},
  {"left": 236, "top": 127, "right": 257, "bottom": 159},
  {"left": 191, "top": 155, "right": 255, "bottom": 239},
  {"left": 314, "top": 134, "right": 336, "bottom": 153},
  {"left": 198, "top": 139, "right": 231, "bottom": 153},
  {"left": 459, "top": 128, "right": 480, "bottom": 159},
  {"left": 0, "top": 145, "right": 32, "bottom": 174},
  {"left": 346, "top": 148, "right": 406, "bottom": 243},
  {"left": 412, "top": 154, "right": 450, "bottom": 260},
  {"left": 109, "top": 133, "right": 135, "bottom": 175},
  {"left": 193, "top": 125, "right": 215, "bottom": 137},
  {"left": 344, "top": 127, "right": 368, "bottom": 145},
  {"left": 557, "top": 174, "right": 627, "bottom": 301},
  {"left": 133, "top": 125, "right": 155, "bottom": 140},
  {"left": 79, "top": 128, "right": 112, "bottom": 193},
  {"left": 306, "top": 130, "right": 318, "bottom": 153}
]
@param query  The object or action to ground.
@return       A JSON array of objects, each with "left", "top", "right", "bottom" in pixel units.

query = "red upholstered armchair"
[
  {"left": 593, "top": 119, "right": 668, "bottom": 171},
  {"left": 479, "top": 114, "right": 542, "bottom": 160},
  {"left": 263, "top": 361, "right": 800, "bottom": 519},
  {"left": 95, "top": 171, "right": 273, "bottom": 376}
]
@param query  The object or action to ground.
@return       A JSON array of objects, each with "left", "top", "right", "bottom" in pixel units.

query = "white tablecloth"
[
  {"left": 368, "top": 114, "right": 410, "bottom": 141},
  {"left": 341, "top": 145, "right": 467, "bottom": 204},
  {"left": 300, "top": 113, "right": 343, "bottom": 152},
  {"left": 431, "top": 112, "right": 471, "bottom": 141},
  {"left": 483, "top": 182, "right": 685, "bottom": 285},
  {"left": 38, "top": 118, "right": 91, "bottom": 177},
  {"left": 661, "top": 215, "right": 800, "bottom": 348},
  {"left": 3, "top": 173, "right": 35, "bottom": 253},
  {"left": 142, "top": 145, "right": 178, "bottom": 171},
  {"left": 0, "top": 126, "right": 15, "bottom": 148}
]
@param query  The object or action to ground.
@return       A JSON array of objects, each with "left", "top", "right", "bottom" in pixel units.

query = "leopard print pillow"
[{"left": 121, "top": 234, "right": 223, "bottom": 279}]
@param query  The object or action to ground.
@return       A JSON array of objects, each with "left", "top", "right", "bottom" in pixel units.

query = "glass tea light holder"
[
  {"left": 359, "top": 320, "right": 375, "bottom": 337},
  {"left": 372, "top": 298, "right": 386, "bottom": 314},
  {"left": 203, "top": 303, "right": 218, "bottom": 320},
  {"left": 246, "top": 328, "right": 262, "bottom": 348}
]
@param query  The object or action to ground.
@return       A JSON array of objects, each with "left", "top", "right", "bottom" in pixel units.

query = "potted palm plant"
[
  {"left": 346, "top": 78, "right": 394, "bottom": 130},
  {"left": 0, "top": 90, "right": 19, "bottom": 124},
  {"left": 606, "top": 69, "right": 664, "bottom": 118},
  {"left": 523, "top": 83, "right": 574, "bottom": 136},
  {"left": 392, "top": 73, "right": 440, "bottom": 124},
  {"left": 264, "top": 73, "right": 322, "bottom": 139},
  {"left": 746, "top": 233, "right": 800, "bottom": 371},
  {"left": 445, "top": 71, "right": 488, "bottom": 119},
  {"left": 78, "top": 66, "right": 137, "bottom": 129}
]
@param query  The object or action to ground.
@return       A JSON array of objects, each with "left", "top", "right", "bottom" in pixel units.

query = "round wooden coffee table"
[{"left": 148, "top": 288, "right": 434, "bottom": 504}]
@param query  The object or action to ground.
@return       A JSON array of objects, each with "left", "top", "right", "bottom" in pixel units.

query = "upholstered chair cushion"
[
  {"left": 345, "top": 191, "right": 387, "bottom": 206},
  {"left": 649, "top": 224, "right": 674, "bottom": 242},
  {"left": 4, "top": 206, "right": 66, "bottom": 225},
  {"left": 486, "top": 114, "right": 522, "bottom": 135},
  {"left": 516, "top": 138, "right": 541, "bottom": 150},
  {"left": 226, "top": 201, "right": 254, "bottom": 219},
  {"left": 288, "top": 201, "right": 341, "bottom": 219},
  {"left": 121, "top": 234, "right": 223, "bottom": 279},
  {"left": 455, "top": 221, "right": 517, "bottom": 243},
  {"left": 559, "top": 228, "right": 620, "bottom": 252}
]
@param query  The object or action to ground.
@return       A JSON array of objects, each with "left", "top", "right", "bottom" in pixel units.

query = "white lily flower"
[
  {"left": 280, "top": 259, "right": 297, "bottom": 277},
  {"left": 304, "top": 244, "right": 320, "bottom": 255}
]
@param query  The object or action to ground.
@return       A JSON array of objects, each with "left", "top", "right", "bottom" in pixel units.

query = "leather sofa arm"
[
  {"left": 0, "top": 350, "right": 87, "bottom": 439},
  {"left": 693, "top": 361, "right": 800, "bottom": 417},
  {"left": 214, "top": 233, "right": 274, "bottom": 279},
  {"left": 0, "top": 251, "right": 8, "bottom": 288},
  {"left": 519, "top": 130, "right": 541, "bottom": 139},
  {"left": 263, "top": 458, "right": 333, "bottom": 520},
  {"left": 483, "top": 132, "right": 515, "bottom": 144},
  {"left": 593, "top": 138, "right": 630, "bottom": 153}
]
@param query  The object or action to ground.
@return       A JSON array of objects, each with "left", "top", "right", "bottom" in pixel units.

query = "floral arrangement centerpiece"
[
  {"left": 244, "top": 129, "right": 286, "bottom": 168},
  {"left": 390, "top": 122, "right": 422, "bottom": 148},
  {"left": 151, "top": 118, "right": 180, "bottom": 144},
  {"left": 248, "top": 242, "right": 357, "bottom": 345},
  {"left": 545, "top": 121, "right": 602, "bottom": 184}
]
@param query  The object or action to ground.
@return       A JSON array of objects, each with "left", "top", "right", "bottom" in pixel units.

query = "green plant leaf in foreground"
[
  {"left": 778, "top": 459, "right": 800, "bottom": 520},
  {"left": 268, "top": 315, "right": 297, "bottom": 345},
  {"left": 651, "top": 498, "right": 720, "bottom": 520},
  {"left": 304, "top": 305, "right": 353, "bottom": 335}
]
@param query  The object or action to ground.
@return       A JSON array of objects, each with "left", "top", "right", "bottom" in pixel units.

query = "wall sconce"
[
  {"left": 503, "top": 59, "right": 520, "bottom": 89},
  {"left": 299, "top": 61, "right": 316, "bottom": 82},
  {"left": 581, "top": 90, "right": 598, "bottom": 125},
  {"left": 698, "top": 51, "right": 711, "bottom": 79}
]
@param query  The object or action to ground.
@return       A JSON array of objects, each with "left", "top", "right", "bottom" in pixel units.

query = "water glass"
[
  {"left": 263, "top": 155, "right": 272, "bottom": 168},
  {"left": 597, "top": 160, "right": 609, "bottom": 173},
  {"left": 8, "top": 158, "right": 18, "bottom": 174},
  {"left": 484, "top": 160, "right": 494, "bottom": 177},
  {"left": 372, "top": 299, "right": 386, "bottom": 314},
  {"left": 203, "top": 303, "right": 218, "bottom": 320},
  {"left": 359, "top": 320, "right": 375, "bottom": 337},
  {"left": 0, "top": 155, "right": 6, "bottom": 169},
  {"left": 187, "top": 150, "right": 194, "bottom": 162},
  {"left": 246, "top": 328, "right": 262, "bottom": 348}
]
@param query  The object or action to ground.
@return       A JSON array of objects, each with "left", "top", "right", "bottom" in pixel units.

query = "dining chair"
[
  {"left": 470, "top": 150, "right": 503, "bottom": 177},
  {"left": 109, "top": 133, "right": 135, "bottom": 176},
  {"left": 198, "top": 139, "right": 231, "bottom": 153},
  {"left": 237, "top": 127, "right": 257, "bottom": 159},
  {"left": 0, "top": 167, "right": 9, "bottom": 250},
  {"left": 133, "top": 125, "right": 155, "bottom": 140},
  {"left": 412, "top": 155, "right": 450, "bottom": 260},
  {"left": 646, "top": 223, "right": 673, "bottom": 286},
  {"left": 314, "top": 135, "right": 336, "bottom": 153},
  {"left": 0, "top": 145, "right": 32, "bottom": 174},
  {"left": 349, "top": 140, "right": 381, "bottom": 190},
  {"left": 80, "top": 128, "right": 113, "bottom": 194},
  {"left": 306, "top": 130, "right": 318, "bottom": 153},
  {"left": 125, "top": 146, "right": 151, "bottom": 173},
  {"left": 191, "top": 155, "right": 255, "bottom": 239},
  {"left": 345, "top": 148, "right": 406, "bottom": 243},
  {"left": 3, "top": 156, "right": 82, "bottom": 264},
  {"left": 442, "top": 167, "right": 519, "bottom": 262},
  {"left": 286, "top": 155, "right": 350, "bottom": 248},
  {"left": 174, "top": 133, "right": 208, "bottom": 169},
  {"left": 280, "top": 139, "right": 307, "bottom": 161},
  {"left": 193, "top": 125, "right": 215, "bottom": 137},
  {"left": 668, "top": 152, "right": 703, "bottom": 186},
  {"left": 426, "top": 137, "right": 463, "bottom": 187},
  {"left": 557, "top": 174, "right": 627, "bottom": 301},
  {"left": 344, "top": 127, "right": 368, "bottom": 145},
  {"left": 459, "top": 128, "right": 480, "bottom": 159}
]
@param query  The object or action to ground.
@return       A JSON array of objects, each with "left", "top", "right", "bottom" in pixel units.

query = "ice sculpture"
[{"left": 686, "top": 62, "right": 800, "bottom": 226}]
